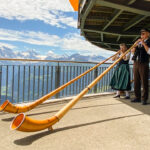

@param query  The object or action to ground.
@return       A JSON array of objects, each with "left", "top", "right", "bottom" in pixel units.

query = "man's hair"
[{"left": 140, "top": 28, "right": 150, "bottom": 33}]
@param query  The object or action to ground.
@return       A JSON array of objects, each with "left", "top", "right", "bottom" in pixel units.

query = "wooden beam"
[
  {"left": 91, "top": 41, "right": 131, "bottom": 46},
  {"left": 102, "top": 10, "right": 123, "bottom": 31},
  {"left": 117, "top": 35, "right": 121, "bottom": 42},
  {"left": 83, "top": 28, "right": 139, "bottom": 37},
  {"left": 95, "top": 0, "right": 150, "bottom": 16},
  {"left": 101, "top": 33, "right": 103, "bottom": 42},
  {"left": 128, "top": 0, "right": 137, "bottom": 5},
  {"left": 80, "top": 0, "right": 96, "bottom": 36},
  {"left": 133, "top": 36, "right": 139, "bottom": 42},
  {"left": 123, "top": 15, "right": 147, "bottom": 31},
  {"left": 86, "top": 17, "right": 106, "bottom": 22},
  {"left": 104, "top": 44, "right": 111, "bottom": 49}
]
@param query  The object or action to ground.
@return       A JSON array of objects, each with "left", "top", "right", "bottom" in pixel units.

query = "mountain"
[
  {"left": 0, "top": 46, "right": 17, "bottom": 58},
  {"left": 55, "top": 53, "right": 106, "bottom": 62},
  {"left": 0, "top": 46, "right": 106, "bottom": 64}
]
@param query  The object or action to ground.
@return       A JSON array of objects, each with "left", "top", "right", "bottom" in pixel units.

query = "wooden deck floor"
[{"left": 0, "top": 95, "right": 150, "bottom": 150}]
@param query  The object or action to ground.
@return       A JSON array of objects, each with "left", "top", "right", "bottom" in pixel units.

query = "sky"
[{"left": 0, "top": 0, "right": 115, "bottom": 59}]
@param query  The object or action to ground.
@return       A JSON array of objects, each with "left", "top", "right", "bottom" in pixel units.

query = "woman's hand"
[
  {"left": 112, "top": 51, "right": 120, "bottom": 61},
  {"left": 112, "top": 55, "right": 117, "bottom": 61},
  {"left": 118, "top": 50, "right": 122, "bottom": 55},
  {"left": 123, "top": 55, "right": 126, "bottom": 60}
]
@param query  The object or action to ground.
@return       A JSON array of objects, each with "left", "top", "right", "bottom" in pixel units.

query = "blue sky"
[{"left": 0, "top": 0, "right": 114, "bottom": 59}]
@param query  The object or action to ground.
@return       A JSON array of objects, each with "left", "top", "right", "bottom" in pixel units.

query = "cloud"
[
  {"left": 0, "top": 28, "right": 60, "bottom": 47},
  {"left": 47, "top": 50, "right": 61, "bottom": 58},
  {"left": 0, "top": 28, "right": 115, "bottom": 57},
  {"left": 0, "top": 0, "right": 77, "bottom": 28},
  {"left": 0, "top": 42, "right": 16, "bottom": 49},
  {"left": 61, "top": 33, "right": 115, "bottom": 56}
]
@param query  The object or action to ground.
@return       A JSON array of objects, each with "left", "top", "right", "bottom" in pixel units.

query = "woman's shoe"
[{"left": 113, "top": 95, "right": 120, "bottom": 98}]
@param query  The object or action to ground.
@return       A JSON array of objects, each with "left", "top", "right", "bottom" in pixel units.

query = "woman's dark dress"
[{"left": 110, "top": 58, "right": 131, "bottom": 91}]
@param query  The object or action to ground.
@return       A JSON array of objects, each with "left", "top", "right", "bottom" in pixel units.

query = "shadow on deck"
[{"left": 0, "top": 94, "right": 150, "bottom": 150}]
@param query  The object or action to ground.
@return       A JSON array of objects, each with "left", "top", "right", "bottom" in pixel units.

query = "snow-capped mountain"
[
  {"left": 54, "top": 53, "right": 106, "bottom": 62},
  {"left": 0, "top": 46, "right": 106, "bottom": 64},
  {"left": 0, "top": 46, "right": 17, "bottom": 58}
]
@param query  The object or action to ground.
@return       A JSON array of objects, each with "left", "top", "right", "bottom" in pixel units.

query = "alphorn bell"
[
  {"left": 0, "top": 51, "right": 120, "bottom": 114},
  {"left": 10, "top": 44, "right": 135, "bottom": 132}
]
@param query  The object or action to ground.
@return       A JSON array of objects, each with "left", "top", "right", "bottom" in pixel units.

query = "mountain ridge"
[{"left": 0, "top": 46, "right": 106, "bottom": 63}]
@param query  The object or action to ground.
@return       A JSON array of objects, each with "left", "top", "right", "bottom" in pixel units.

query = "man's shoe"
[
  {"left": 113, "top": 95, "right": 120, "bottom": 98},
  {"left": 124, "top": 96, "right": 130, "bottom": 99},
  {"left": 131, "top": 98, "right": 141, "bottom": 103},
  {"left": 142, "top": 100, "right": 147, "bottom": 105}
]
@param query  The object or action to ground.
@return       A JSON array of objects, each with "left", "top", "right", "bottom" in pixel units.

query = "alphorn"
[
  {"left": 10, "top": 44, "right": 135, "bottom": 132},
  {"left": 0, "top": 51, "right": 120, "bottom": 113}
]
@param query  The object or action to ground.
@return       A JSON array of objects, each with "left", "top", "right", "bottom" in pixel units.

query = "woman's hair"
[
  {"left": 120, "top": 43, "right": 127, "bottom": 51},
  {"left": 119, "top": 43, "right": 126, "bottom": 47}
]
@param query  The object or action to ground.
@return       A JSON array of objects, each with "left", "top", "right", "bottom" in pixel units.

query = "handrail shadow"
[{"left": 1, "top": 103, "right": 122, "bottom": 122}]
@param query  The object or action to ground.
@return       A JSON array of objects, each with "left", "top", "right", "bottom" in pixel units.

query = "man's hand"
[
  {"left": 136, "top": 38, "right": 150, "bottom": 53},
  {"left": 134, "top": 39, "right": 141, "bottom": 47},
  {"left": 139, "top": 39, "right": 145, "bottom": 45}
]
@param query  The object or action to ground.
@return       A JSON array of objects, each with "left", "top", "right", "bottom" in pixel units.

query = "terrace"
[
  {"left": 1, "top": 94, "right": 150, "bottom": 150},
  {"left": 0, "top": 59, "right": 150, "bottom": 149},
  {"left": 1, "top": 0, "right": 150, "bottom": 149}
]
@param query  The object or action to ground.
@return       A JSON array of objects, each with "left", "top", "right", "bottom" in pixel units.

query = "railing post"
[
  {"left": 94, "top": 67, "right": 98, "bottom": 93},
  {"left": 0, "top": 66, "right": 2, "bottom": 104},
  {"left": 55, "top": 62, "right": 60, "bottom": 98}
]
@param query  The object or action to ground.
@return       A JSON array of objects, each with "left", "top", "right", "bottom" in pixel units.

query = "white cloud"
[
  {"left": 0, "top": 28, "right": 115, "bottom": 57},
  {"left": 0, "top": 28, "right": 60, "bottom": 47},
  {"left": 0, "top": 42, "right": 16, "bottom": 49},
  {"left": 0, "top": 0, "right": 77, "bottom": 28},
  {"left": 61, "top": 33, "right": 115, "bottom": 56},
  {"left": 47, "top": 50, "right": 61, "bottom": 58},
  {"left": 36, "top": 55, "right": 47, "bottom": 60}
]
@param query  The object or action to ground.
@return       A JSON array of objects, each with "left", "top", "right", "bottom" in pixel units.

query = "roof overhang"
[{"left": 78, "top": 0, "right": 150, "bottom": 51}]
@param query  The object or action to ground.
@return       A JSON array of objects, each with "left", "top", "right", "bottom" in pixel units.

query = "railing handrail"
[
  {"left": 0, "top": 58, "right": 134, "bottom": 65},
  {"left": 0, "top": 57, "right": 114, "bottom": 65}
]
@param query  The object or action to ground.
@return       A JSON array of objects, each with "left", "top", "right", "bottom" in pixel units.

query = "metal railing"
[{"left": 0, "top": 60, "right": 134, "bottom": 104}]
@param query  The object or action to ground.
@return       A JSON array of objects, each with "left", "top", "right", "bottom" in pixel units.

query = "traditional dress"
[{"left": 110, "top": 52, "right": 131, "bottom": 91}]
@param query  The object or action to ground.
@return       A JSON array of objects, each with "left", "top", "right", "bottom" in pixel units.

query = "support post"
[
  {"left": 55, "top": 62, "right": 60, "bottom": 98},
  {"left": 94, "top": 68, "right": 98, "bottom": 93}
]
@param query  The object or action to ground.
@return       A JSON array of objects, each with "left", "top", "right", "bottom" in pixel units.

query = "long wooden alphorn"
[
  {"left": 0, "top": 51, "right": 120, "bottom": 113},
  {"left": 10, "top": 45, "right": 134, "bottom": 132}
]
